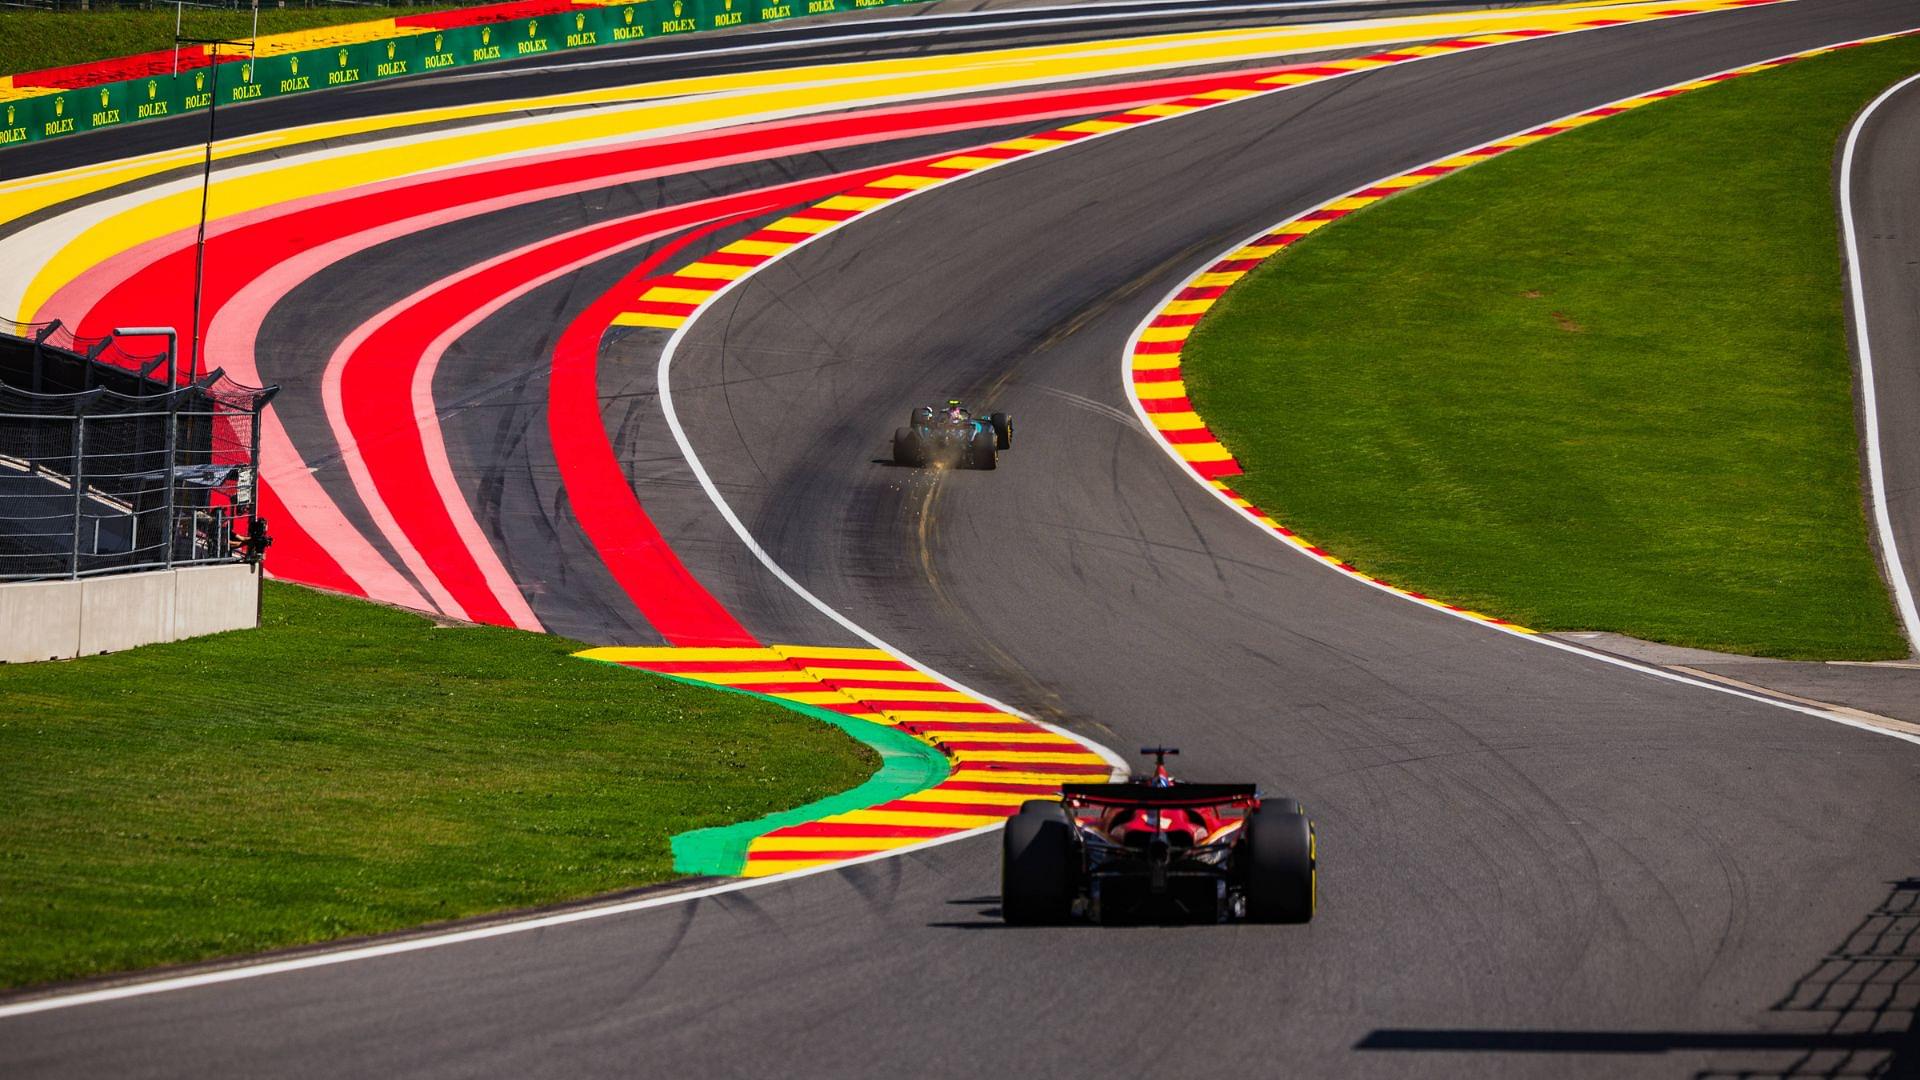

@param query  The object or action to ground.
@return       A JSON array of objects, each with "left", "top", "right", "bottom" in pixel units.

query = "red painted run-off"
[{"left": 65, "top": 69, "right": 1300, "bottom": 627}]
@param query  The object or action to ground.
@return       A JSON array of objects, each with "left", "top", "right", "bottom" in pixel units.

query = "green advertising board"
[{"left": 9, "top": 0, "right": 931, "bottom": 147}]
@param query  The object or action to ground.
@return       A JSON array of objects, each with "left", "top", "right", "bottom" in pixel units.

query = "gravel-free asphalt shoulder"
[{"left": 4, "top": 2, "right": 1920, "bottom": 1077}]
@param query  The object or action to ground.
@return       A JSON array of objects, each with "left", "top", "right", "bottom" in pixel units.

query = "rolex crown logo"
[
  {"left": 241, "top": 64, "right": 251, "bottom": 83},
  {"left": 528, "top": 19, "right": 537, "bottom": 36},
  {"left": 482, "top": 27, "right": 491, "bottom": 44},
  {"left": 148, "top": 79, "right": 158, "bottom": 99},
  {"left": 100, "top": 88, "right": 109, "bottom": 107},
  {"left": 623, "top": 7, "right": 633, "bottom": 24},
  {"left": 673, "top": 1, "right": 682, "bottom": 16},
  {"left": 291, "top": 56, "right": 299, "bottom": 73},
  {"left": 387, "top": 41, "right": 396, "bottom": 59},
  {"left": 196, "top": 71, "right": 206, "bottom": 89},
  {"left": 434, "top": 33, "right": 444, "bottom": 50},
  {"left": 55, "top": 98, "right": 64, "bottom": 117},
  {"left": 339, "top": 48, "right": 348, "bottom": 66},
  {"left": 576, "top": 13, "right": 585, "bottom": 29},
  {"left": 7, "top": 106, "right": 14, "bottom": 126}
]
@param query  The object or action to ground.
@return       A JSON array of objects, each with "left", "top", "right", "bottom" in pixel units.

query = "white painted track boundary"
[
  {"left": 1839, "top": 70, "right": 1920, "bottom": 649},
  {"left": 1120, "top": 30, "right": 1920, "bottom": 749},
  {"left": 0, "top": 823, "right": 1000, "bottom": 1021}
]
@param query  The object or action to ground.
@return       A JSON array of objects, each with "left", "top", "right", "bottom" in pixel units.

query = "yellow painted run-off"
[{"left": 576, "top": 645, "right": 1115, "bottom": 876}]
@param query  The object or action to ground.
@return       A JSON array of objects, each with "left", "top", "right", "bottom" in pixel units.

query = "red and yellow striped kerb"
[
  {"left": 577, "top": 644, "right": 1115, "bottom": 875},
  {"left": 1128, "top": 27, "right": 1920, "bottom": 635},
  {"left": 607, "top": 0, "right": 1786, "bottom": 330}
]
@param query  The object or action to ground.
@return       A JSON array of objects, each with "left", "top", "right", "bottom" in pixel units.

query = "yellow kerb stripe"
[
  {"left": 676, "top": 261, "right": 750, "bottom": 281},
  {"left": 929, "top": 155, "right": 1006, "bottom": 170},
  {"left": 814, "top": 195, "right": 889, "bottom": 212},
  {"left": 641, "top": 286, "right": 715, "bottom": 305},
  {"left": 721, "top": 239, "right": 791, "bottom": 257},
  {"left": 1151, "top": 411, "right": 1207, "bottom": 432},
  {"left": 1177, "top": 443, "right": 1236, "bottom": 463},
  {"left": 772, "top": 645, "right": 898, "bottom": 660},
  {"left": 610, "top": 311, "right": 684, "bottom": 329},
  {"left": 866, "top": 174, "right": 943, "bottom": 190},
  {"left": 765, "top": 215, "right": 836, "bottom": 234},
  {"left": 1133, "top": 380, "right": 1187, "bottom": 400}
]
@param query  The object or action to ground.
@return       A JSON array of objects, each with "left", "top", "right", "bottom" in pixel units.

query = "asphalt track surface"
[
  {"left": 0, "top": 0, "right": 1485, "bottom": 178},
  {"left": 7, "top": 2, "right": 1920, "bottom": 1078}
]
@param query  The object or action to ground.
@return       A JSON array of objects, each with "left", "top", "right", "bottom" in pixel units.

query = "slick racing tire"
[
  {"left": 1003, "top": 801, "right": 1077, "bottom": 924},
  {"left": 969, "top": 436, "right": 997, "bottom": 470},
  {"left": 1243, "top": 804, "right": 1315, "bottom": 924},
  {"left": 989, "top": 412, "right": 1013, "bottom": 450},
  {"left": 893, "top": 426, "right": 922, "bottom": 467}
]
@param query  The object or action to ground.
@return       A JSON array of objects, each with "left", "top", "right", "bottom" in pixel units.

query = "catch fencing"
[{"left": 0, "top": 321, "right": 276, "bottom": 581}]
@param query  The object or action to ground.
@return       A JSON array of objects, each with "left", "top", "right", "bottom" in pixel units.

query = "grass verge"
[
  {"left": 0, "top": 8, "right": 471, "bottom": 77},
  {"left": 1180, "top": 36, "right": 1918, "bottom": 660},
  {"left": 0, "top": 581, "right": 876, "bottom": 989}
]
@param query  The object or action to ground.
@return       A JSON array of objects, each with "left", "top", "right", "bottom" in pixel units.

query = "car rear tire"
[
  {"left": 989, "top": 412, "right": 1013, "bottom": 450},
  {"left": 1003, "top": 802, "right": 1076, "bottom": 924},
  {"left": 1242, "top": 804, "right": 1315, "bottom": 924},
  {"left": 969, "top": 436, "right": 997, "bottom": 470},
  {"left": 893, "top": 427, "right": 921, "bottom": 467}
]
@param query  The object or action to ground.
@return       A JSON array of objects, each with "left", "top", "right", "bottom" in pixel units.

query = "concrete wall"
[{"left": 0, "top": 564, "right": 258, "bottom": 663}]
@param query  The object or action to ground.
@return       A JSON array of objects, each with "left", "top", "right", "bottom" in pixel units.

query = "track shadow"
[
  {"left": 1356, "top": 878, "right": 1920, "bottom": 1078},
  {"left": 928, "top": 894, "right": 1005, "bottom": 928}
]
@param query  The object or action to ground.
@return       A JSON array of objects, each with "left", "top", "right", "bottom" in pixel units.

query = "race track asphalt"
[{"left": 4, "top": 1, "right": 1920, "bottom": 1077}]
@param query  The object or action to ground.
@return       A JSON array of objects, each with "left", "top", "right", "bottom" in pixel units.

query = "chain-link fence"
[{"left": 0, "top": 321, "right": 276, "bottom": 581}]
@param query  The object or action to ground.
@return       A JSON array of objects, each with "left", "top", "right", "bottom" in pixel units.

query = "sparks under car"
[
  {"left": 892, "top": 399, "right": 1012, "bottom": 469},
  {"left": 1001, "top": 748, "right": 1315, "bottom": 924}
]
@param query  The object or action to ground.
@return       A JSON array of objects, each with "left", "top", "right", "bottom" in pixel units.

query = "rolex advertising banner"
[{"left": 12, "top": 0, "right": 929, "bottom": 145}]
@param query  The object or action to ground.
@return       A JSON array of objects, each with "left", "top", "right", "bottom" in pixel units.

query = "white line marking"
[
  {"left": 1839, "top": 70, "right": 1920, "bottom": 649},
  {"left": 655, "top": 305, "right": 1133, "bottom": 777},
  {"left": 1120, "top": 33, "right": 1920, "bottom": 747},
  {"left": 0, "top": 823, "right": 1001, "bottom": 1022}
]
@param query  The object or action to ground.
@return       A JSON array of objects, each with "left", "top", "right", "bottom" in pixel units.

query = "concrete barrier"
[
  {"left": 0, "top": 577, "right": 82, "bottom": 663},
  {"left": 0, "top": 564, "right": 258, "bottom": 662}
]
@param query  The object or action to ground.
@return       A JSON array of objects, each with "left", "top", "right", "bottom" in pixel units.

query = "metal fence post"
[
  {"left": 69, "top": 410, "right": 85, "bottom": 578},
  {"left": 162, "top": 393, "right": 180, "bottom": 569}
]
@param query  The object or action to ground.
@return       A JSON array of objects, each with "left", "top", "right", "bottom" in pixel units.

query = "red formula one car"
[{"left": 1001, "top": 748, "right": 1315, "bottom": 925}]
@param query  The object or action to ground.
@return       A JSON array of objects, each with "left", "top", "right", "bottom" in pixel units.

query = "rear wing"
[{"left": 1060, "top": 783, "right": 1259, "bottom": 810}]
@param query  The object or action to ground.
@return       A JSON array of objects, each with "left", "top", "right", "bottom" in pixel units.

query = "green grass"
[
  {"left": 1181, "top": 37, "right": 1917, "bottom": 661},
  {"left": 0, "top": 581, "right": 875, "bottom": 988},
  {"left": 0, "top": 8, "right": 475, "bottom": 77}
]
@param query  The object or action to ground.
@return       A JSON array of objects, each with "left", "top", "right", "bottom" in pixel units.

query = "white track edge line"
[
  {"left": 0, "top": 822, "right": 1001, "bottom": 1021},
  {"left": 1119, "top": 27, "right": 1920, "bottom": 748},
  {"left": 1839, "top": 69, "right": 1920, "bottom": 649},
  {"left": 0, "top": 0, "right": 1791, "bottom": 1019},
  {"left": 643, "top": 0, "right": 1751, "bottom": 772}
]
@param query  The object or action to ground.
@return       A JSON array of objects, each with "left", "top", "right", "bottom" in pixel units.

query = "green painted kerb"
[{"left": 576, "top": 658, "right": 949, "bottom": 875}]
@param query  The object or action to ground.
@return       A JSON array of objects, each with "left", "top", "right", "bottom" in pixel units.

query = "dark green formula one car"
[{"left": 893, "top": 400, "right": 1013, "bottom": 470}]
